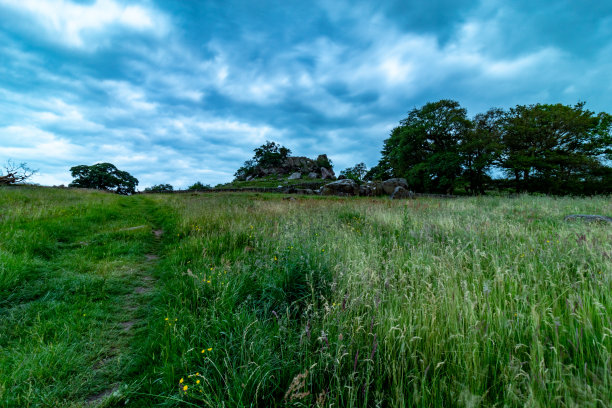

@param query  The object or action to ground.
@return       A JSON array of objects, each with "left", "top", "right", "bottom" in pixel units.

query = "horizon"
[{"left": 1, "top": 0, "right": 612, "bottom": 189}]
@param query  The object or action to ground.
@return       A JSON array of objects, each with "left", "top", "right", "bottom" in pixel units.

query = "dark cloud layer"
[{"left": 1, "top": 0, "right": 611, "bottom": 188}]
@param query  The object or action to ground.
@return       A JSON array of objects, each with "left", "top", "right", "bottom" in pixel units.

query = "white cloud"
[{"left": 0, "top": 0, "right": 166, "bottom": 48}]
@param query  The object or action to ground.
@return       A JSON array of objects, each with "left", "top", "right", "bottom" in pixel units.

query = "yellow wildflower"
[
  {"left": 196, "top": 380, "right": 200, "bottom": 384},
  {"left": 179, "top": 378, "right": 184, "bottom": 383},
  {"left": 207, "top": 347, "right": 212, "bottom": 351},
  {"left": 183, "top": 385, "right": 188, "bottom": 391}
]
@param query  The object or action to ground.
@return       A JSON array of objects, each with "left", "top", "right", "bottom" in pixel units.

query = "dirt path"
[{"left": 85, "top": 227, "right": 163, "bottom": 406}]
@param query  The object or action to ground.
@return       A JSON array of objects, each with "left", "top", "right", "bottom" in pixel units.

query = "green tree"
[
  {"left": 69, "top": 163, "right": 138, "bottom": 195},
  {"left": 378, "top": 100, "right": 471, "bottom": 194},
  {"left": 340, "top": 162, "right": 367, "bottom": 183},
  {"left": 461, "top": 108, "right": 504, "bottom": 194},
  {"left": 144, "top": 184, "right": 173, "bottom": 193},
  {"left": 501, "top": 102, "right": 611, "bottom": 194},
  {"left": 188, "top": 181, "right": 211, "bottom": 190},
  {"left": 253, "top": 141, "right": 291, "bottom": 168}
]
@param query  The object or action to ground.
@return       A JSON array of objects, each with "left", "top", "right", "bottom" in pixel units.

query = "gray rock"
[
  {"left": 564, "top": 214, "right": 612, "bottom": 224},
  {"left": 359, "top": 181, "right": 385, "bottom": 196},
  {"left": 288, "top": 172, "right": 302, "bottom": 180},
  {"left": 246, "top": 175, "right": 253, "bottom": 181},
  {"left": 308, "top": 172, "right": 318, "bottom": 179},
  {"left": 321, "top": 179, "right": 359, "bottom": 196},
  {"left": 382, "top": 178, "right": 409, "bottom": 195},
  {"left": 295, "top": 188, "right": 315, "bottom": 195},
  {"left": 390, "top": 186, "right": 415, "bottom": 199},
  {"left": 321, "top": 167, "right": 335, "bottom": 180}
]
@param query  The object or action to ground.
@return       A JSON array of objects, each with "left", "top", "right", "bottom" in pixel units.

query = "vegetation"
[
  {"left": 2, "top": 186, "right": 611, "bottom": 407},
  {"left": 69, "top": 162, "right": 139, "bottom": 195},
  {"left": 188, "top": 181, "right": 211, "bottom": 191},
  {"left": 340, "top": 162, "right": 368, "bottom": 183},
  {"left": 235, "top": 141, "right": 292, "bottom": 180},
  {"left": 145, "top": 184, "right": 174, "bottom": 193},
  {"left": 371, "top": 100, "right": 612, "bottom": 195},
  {"left": 0, "top": 160, "right": 37, "bottom": 185}
]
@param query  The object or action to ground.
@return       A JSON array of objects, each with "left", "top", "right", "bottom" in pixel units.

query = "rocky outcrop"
[
  {"left": 320, "top": 167, "right": 335, "bottom": 180},
  {"left": 321, "top": 179, "right": 359, "bottom": 196},
  {"left": 359, "top": 181, "right": 384, "bottom": 196},
  {"left": 240, "top": 155, "right": 334, "bottom": 181},
  {"left": 382, "top": 178, "right": 409, "bottom": 195},
  {"left": 288, "top": 172, "right": 301, "bottom": 180},
  {"left": 390, "top": 186, "right": 415, "bottom": 199}
]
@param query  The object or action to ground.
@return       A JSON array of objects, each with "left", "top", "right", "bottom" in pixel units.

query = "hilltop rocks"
[
  {"left": 288, "top": 172, "right": 301, "bottom": 180},
  {"left": 382, "top": 178, "right": 409, "bottom": 195},
  {"left": 390, "top": 186, "right": 415, "bottom": 199},
  {"left": 308, "top": 172, "right": 318, "bottom": 179},
  {"left": 321, "top": 179, "right": 359, "bottom": 196},
  {"left": 320, "top": 167, "right": 335, "bottom": 180},
  {"left": 359, "top": 181, "right": 384, "bottom": 196}
]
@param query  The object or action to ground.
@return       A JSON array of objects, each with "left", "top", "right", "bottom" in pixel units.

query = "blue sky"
[{"left": 1, "top": 0, "right": 611, "bottom": 188}]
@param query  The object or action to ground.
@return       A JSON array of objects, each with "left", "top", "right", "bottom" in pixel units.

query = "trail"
[{"left": 85, "top": 225, "right": 163, "bottom": 407}]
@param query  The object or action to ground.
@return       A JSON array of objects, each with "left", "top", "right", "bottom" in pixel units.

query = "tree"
[
  {"left": 377, "top": 100, "right": 471, "bottom": 194},
  {"left": 340, "top": 162, "right": 368, "bottom": 183},
  {"left": 144, "top": 184, "right": 173, "bottom": 193},
  {"left": 461, "top": 108, "right": 504, "bottom": 194},
  {"left": 69, "top": 163, "right": 138, "bottom": 195},
  {"left": 0, "top": 160, "right": 37, "bottom": 185},
  {"left": 188, "top": 181, "right": 211, "bottom": 190},
  {"left": 253, "top": 141, "right": 291, "bottom": 168},
  {"left": 500, "top": 102, "right": 611, "bottom": 194}
]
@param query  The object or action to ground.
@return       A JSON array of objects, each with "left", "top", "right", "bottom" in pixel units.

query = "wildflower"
[
  {"left": 183, "top": 385, "right": 188, "bottom": 391},
  {"left": 207, "top": 280, "right": 211, "bottom": 284},
  {"left": 274, "top": 256, "right": 277, "bottom": 261},
  {"left": 207, "top": 347, "right": 212, "bottom": 351},
  {"left": 82, "top": 314, "right": 86, "bottom": 317},
  {"left": 196, "top": 372, "right": 199, "bottom": 376},
  {"left": 180, "top": 378, "right": 184, "bottom": 384},
  {"left": 201, "top": 349, "right": 205, "bottom": 353},
  {"left": 196, "top": 380, "right": 200, "bottom": 384},
  {"left": 165, "top": 317, "right": 169, "bottom": 321}
]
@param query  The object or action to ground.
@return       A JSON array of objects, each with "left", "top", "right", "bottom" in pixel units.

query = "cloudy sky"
[{"left": 1, "top": 0, "right": 611, "bottom": 188}]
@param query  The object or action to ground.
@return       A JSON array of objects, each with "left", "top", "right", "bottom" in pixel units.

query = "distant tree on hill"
[
  {"left": 253, "top": 141, "right": 292, "bottom": 168},
  {"left": 188, "top": 181, "right": 211, "bottom": 190},
  {"left": 0, "top": 160, "right": 37, "bottom": 185},
  {"left": 340, "top": 162, "right": 368, "bottom": 183},
  {"left": 69, "top": 163, "right": 138, "bottom": 195},
  {"left": 145, "top": 184, "right": 173, "bottom": 193}
]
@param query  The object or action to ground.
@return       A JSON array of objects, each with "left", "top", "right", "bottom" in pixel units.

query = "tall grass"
[{"left": 140, "top": 193, "right": 611, "bottom": 407}]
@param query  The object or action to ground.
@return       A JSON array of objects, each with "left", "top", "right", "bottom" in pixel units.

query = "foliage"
[
  {"left": 339, "top": 162, "right": 368, "bottom": 183},
  {"left": 0, "top": 160, "right": 37, "bottom": 185},
  {"left": 69, "top": 162, "right": 138, "bottom": 195},
  {"left": 380, "top": 100, "right": 470, "bottom": 194},
  {"left": 145, "top": 183, "right": 174, "bottom": 193},
  {"left": 253, "top": 140, "right": 292, "bottom": 168},
  {"left": 315, "top": 154, "right": 333, "bottom": 170},
  {"left": 188, "top": 181, "right": 211, "bottom": 190}
]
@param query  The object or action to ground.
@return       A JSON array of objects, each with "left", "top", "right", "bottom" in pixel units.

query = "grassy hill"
[{"left": 1, "top": 186, "right": 611, "bottom": 407}]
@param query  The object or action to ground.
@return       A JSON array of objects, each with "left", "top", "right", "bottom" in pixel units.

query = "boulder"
[
  {"left": 288, "top": 172, "right": 302, "bottom": 180},
  {"left": 564, "top": 214, "right": 612, "bottom": 224},
  {"left": 308, "top": 172, "right": 318, "bottom": 179},
  {"left": 359, "top": 181, "right": 385, "bottom": 196},
  {"left": 321, "top": 179, "right": 359, "bottom": 196},
  {"left": 337, "top": 174, "right": 347, "bottom": 180},
  {"left": 390, "top": 186, "right": 415, "bottom": 199},
  {"left": 382, "top": 178, "right": 409, "bottom": 195},
  {"left": 295, "top": 188, "right": 315, "bottom": 195},
  {"left": 246, "top": 175, "right": 254, "bottom": 182},
  {"left": 321, "top": 167, "right": 335, "bottom": 180}
]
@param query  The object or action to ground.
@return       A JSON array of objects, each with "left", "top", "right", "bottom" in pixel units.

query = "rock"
[
  {"left": 321, "top": 179, "right": 359, "bottom": 196},
  {"left": 246, "top": 175, "right": 254, "bottom": 181},
  {"left": 564, "top": 214, "right": 612, "bottom": 224},
  {"left": 337, "top": 174, "right": 346, "bottom": 180},
  {"left": 390, "top": 186, "right": 415, "bottom": 199},
  {"left": 321, "top": 167, "right": 335, "bottom": 180},
  {"left": 295, "top": 188, "right": 314, "bottom": 195},
  {"left": 288, "top": 172, "right": 301, "bottom": 180},
  {"left": 382, "top": 178, "right": 409, "bottom": 195},
  {"left": 359, "top": 181, "right": 385, "bottom": 196},
  {"left": 308, "top": 172, "right": 318, "bottom": 179}
]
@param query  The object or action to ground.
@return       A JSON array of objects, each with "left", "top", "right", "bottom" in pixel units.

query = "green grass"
[
  {"left": 1, "top": 186, "right": 611, "bottom": 407},
  {"left": 215, "top": 175, "right": 326, "bottom": 189}
]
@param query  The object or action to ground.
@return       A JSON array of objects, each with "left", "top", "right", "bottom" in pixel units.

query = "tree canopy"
[
  {"left": 372, "top": 100, "right": 611, "bottom": 195},
  {"left": 69, "top": 163, "right": 138, "bottom": 195}
]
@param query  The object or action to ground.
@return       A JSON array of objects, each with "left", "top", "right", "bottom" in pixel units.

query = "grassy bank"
[{"left": 1, "top": 187, "right": 611, "bottom": 407}]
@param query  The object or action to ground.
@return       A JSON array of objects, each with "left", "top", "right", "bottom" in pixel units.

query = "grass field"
[{"left": 1, "top": 187, "right": 611, "bottom": 407}]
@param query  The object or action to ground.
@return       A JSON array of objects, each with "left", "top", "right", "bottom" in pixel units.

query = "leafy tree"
[
  {"left": 340, "top": 162, "right": 368, "bottom": 183},
  {"left": 145, "top": 184, "right": 173, "bottom": 193},
  {"left": 234, "top": 159, "right": 257, "bottom": 181},
  {"left": 0, "top": 160, "right": 37, "bottom": 185},
  {"left": 461, "top": 108, "right": 504, "bottom": 194},
  {"left": 378, "top": 100, "right": 471, "bottom": 194},
  {"left": 69, "top": 163, "right": 138, "bottom": 195},
  {"left": 253, "top": 141, "right": 291, "bottom": 168},
  {"left": 188, "top": 181, "right": 211, "bottom": 190},
  {"left": 315, "top": 154, "right": 334, "bottom": 170},
  {"left": 500, "top": 102, "right": 611, "bottom": 194}
]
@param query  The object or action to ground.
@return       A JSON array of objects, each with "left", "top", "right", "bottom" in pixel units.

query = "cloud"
[{"left": 0, "top": 0, "right": 166, "bottom": 48}]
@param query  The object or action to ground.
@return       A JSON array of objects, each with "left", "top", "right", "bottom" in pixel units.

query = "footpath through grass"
[{"left": 1, "top": 187, "right": 611, "bottom": 407}]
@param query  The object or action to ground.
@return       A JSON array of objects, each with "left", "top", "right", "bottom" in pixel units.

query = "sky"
[{"left": 1, "top": 0, "right": 611, "bottom": 189}]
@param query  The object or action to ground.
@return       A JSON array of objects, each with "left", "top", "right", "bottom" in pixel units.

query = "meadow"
[{"left": 0, "top": 187, "right": 610, "bottom": 407}]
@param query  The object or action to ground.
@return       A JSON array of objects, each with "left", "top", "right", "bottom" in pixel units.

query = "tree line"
[{"left": 365, "top": 100, "right": 611, "bottom": 195}]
